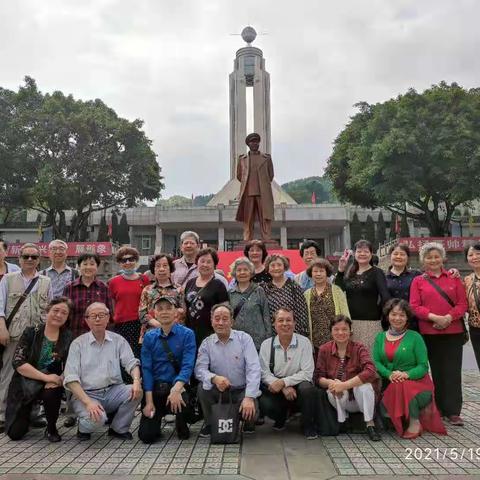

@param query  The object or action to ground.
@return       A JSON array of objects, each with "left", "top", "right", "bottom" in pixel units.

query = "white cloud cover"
[{"left": 1, "top": 0, "right": 479, "bottom": 197}]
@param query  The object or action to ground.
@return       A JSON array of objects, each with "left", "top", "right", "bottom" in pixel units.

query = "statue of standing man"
[{"left": 235, "top": 133, "right": 274, "bottom": 241}]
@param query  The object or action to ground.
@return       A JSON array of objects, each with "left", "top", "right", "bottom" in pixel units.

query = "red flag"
[{"left": 311, "top": 192, "right": 316, "bottom": 204}]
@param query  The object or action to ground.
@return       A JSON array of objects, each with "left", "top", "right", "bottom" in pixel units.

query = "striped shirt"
[{"left": 63, "top": 277, "right": 112, "bottom": 338}]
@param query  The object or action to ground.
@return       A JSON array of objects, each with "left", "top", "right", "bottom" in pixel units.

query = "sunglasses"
[
  {"left": 21, "top": 254, "right": 39, "bottom": 260},
  {"left": 119, "top": 256, "right": 136, "bottom": 264}
]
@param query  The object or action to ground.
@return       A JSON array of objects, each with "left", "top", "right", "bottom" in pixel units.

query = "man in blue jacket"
[{"left": 139, "top": 296, "right": 196, "bottom": 443}]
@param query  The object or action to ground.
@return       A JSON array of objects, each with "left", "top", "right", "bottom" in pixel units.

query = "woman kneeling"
[
  {"left": 5, "top": 297, "right": 73, "bottom": 442},
  {"left": 372, "top": 299, "right": 446, "bottom": 439},
  {"left": 316, "top": 315, "right": 381, "bottom": 441}
]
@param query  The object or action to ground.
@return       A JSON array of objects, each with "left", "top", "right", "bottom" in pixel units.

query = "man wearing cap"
[
  {"left": 236, "top": 133, "right": 275, "bottom": 241},
  {"left": 139, "top": 296, "right": 196, "bottom": 443}
]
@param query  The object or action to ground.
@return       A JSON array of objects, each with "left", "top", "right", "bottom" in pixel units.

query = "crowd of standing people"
[{"left": 0, "top": 233, "right": 476, "bottom": 445}]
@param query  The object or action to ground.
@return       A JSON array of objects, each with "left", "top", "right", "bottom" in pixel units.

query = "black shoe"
[
  {"left": 304, "top": 427, "right": 318, "bottom": 440},
  {"left": 63, "top": 416, "right": 76, "bottom": 428},
  {"left": 76, "top": 429, "right": 91, "bottom": 441},
  {"left": 0, "top": 420, "right": 5, "bottom": 434},
  {"left": 105, "top": 411, "right": 116, "bottom": 425},
  {"left": 243, "top": 422, "right": 255, "bottom": 434},
  {"left": 366, "top": 425, "right": 381, "bottom": 442},
  {"left": 255, "top": 415, "right": 265, "bottom": 426},
  {"left": 199, "top": 424, "right": 211, "bottom": 438},
  {"left": 30, "top": 417, "right": 47, "bottom": 429},
  {"left": 175, "top": 415, "right": 190, "bottom": 440},
  {"left": 108, "top": 428, "right": 133, "bottom": 440},
  {"left": 273, "top": 419, "right": 286, "bottom": 431},
  {"left": 45, "top": 429, "right": 61, "bottom": 443}
]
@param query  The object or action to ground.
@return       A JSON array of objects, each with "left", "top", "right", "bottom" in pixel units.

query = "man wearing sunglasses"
[{"left": 0, "top": 243, "right": 52, "bottom": 432}]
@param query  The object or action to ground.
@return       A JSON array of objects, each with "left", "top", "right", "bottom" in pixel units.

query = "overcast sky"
[{"left": 1, "top": 0, "right": 479, "bottom": 198}]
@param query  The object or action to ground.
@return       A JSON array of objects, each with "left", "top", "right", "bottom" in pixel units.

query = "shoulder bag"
[
  {"left": 159, "top": 336, "right": 201, "bottom": 423},
  {"left": 0, "top": 277, "right": 39, "bottom": 370},
  {"left": 423, "top": 274, "right": 469, "bottom": 344}
]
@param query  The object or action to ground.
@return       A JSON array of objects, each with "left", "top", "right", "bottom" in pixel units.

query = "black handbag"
[
  {"left": 210, "top": 391, "right": 241, "bottom": 444},
  {"left": 315, "top": 387, "right": 340, "bottom": 436},
  {"left": 423, "top": 275, "right": 469, "bottom": 344}
]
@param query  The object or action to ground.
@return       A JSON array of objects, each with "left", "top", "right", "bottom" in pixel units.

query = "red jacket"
[
  {"left": 315, "top": 340, "right": 378, "bottom": 385},
  {"left": 410, "top": 270, "right": 468, "bottom": 335}
]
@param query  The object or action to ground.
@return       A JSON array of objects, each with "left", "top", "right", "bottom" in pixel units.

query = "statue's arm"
[
  {"left": 267, "top": 155, "right": 274, "bottom": 181},
  {"left": 236, "top": 156, "right": 243, "bottom": 182}
]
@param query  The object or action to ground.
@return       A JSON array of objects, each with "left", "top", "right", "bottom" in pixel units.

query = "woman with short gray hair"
[
  {"left": 410, "top": 241, "right": 468, "bottom": 426},
  {"left": 228, "top": 257, "right": 272, "bottom": 351}
]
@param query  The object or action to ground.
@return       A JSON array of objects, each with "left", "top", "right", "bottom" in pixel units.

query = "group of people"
[{"left": 0, "top": 232, "right": 477, "bottom": 444}]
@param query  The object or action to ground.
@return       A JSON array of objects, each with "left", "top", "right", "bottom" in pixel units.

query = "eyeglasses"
[
  {"left": 86, "top": 313, "right": 108, "bottom": 320},
  {"left": 21, "top": 254, "right": 39, "bottom": 260},
  {"left": 119, "top": 256, "right": 136, "bottom": 264}
]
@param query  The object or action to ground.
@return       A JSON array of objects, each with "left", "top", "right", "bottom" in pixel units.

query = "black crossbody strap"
[
  {"left": 233, "top": 288, "right": 255, "bottom": 319},
  {"left": 269, "top": 336, "right": 276, "bottom": 373},
  {"left": 160, "top": 336, "right": 181, "bottom": 374},
  {"left": 423, "top": 274, "right": 455, "bottom": 307},
  {"left": 5, "top": 277, "right": 40, "bottom": 329}
]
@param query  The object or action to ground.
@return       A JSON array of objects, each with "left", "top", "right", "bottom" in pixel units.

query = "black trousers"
[
  {"left": 469, "top": 326, "right": 480, "bottom": 372},
  {"left": 423, "top": 333, "right": 463, "bottom": 417},
  {"left": 138, "top": 386, "right": 190, "bottom": 444},
  {"left": 8, "top": 387, "right": 63, "bottom": 440},
  {"left": 259, "top": 381, "right": 316, "bottom": 431}
]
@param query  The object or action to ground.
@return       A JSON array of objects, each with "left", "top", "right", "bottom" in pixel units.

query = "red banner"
[
  {"left": 217, "top": 250, "right": 339, "bottom": 280},
  {"left": 7, "top": 242, "right": 113, "bottom": 257},
  {"left": 398, "top": 237, "right": 480, "bottom": 252}
]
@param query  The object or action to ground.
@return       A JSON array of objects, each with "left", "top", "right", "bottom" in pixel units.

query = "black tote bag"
[{"left": 210, "top": 392, "right": 241, "bottom": 444}]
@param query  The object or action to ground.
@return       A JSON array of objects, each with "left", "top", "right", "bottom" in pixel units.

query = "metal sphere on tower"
[{"left": 241, "top": 26, "right": 257, "bottom": 45}]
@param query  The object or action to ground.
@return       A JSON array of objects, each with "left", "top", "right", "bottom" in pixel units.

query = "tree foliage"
[
  {"left": 350, "top": 212, "right": 362, "bottom": 245},
  {"left": 0, "top": 77, "right": 163, "bottom": 240},
  {"left": 326, "top": 82, "right": 480, "bottom": 236},
  {"left": 365, "top": 215, "right": 376, "bottom": 248},
  {"left": 282, "top": 176, "right": 335, "bottom": 204},
  {"left": 97, "top": 215, "right": 109, "bottom": 242},
  {"left": 377, "top": 212, "right": 386, "bottom": 246},
  {"left": 118, "top": 212, "right": 130, "bottom": 244}
]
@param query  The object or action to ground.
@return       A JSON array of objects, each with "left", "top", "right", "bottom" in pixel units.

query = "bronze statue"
[{"left": 235, "top": 133, "right": 274, "bottom": 241}]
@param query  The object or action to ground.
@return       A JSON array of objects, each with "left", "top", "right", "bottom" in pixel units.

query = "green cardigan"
[
  {"left": 304, "top": 284, "right": 350, "bottom": 343},
  {"left": 372, "top": 330, "right": 429, "bottom": 381}
]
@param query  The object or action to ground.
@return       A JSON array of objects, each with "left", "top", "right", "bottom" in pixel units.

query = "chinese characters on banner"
[
  {"left": 398, "top": 237, "right": 480, "bottom": 252},
  {"left": 6, "top": 242, "right": 113, "bottom": 257}
]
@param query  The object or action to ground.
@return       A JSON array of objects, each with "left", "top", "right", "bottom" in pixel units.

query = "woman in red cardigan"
[{"left": 410, "top": 242, "right": 468, "bottom": 426}]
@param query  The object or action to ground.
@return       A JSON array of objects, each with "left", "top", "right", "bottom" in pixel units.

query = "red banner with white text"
[{"left": 6, "top": 242, "right": 113, "bottom": 257}]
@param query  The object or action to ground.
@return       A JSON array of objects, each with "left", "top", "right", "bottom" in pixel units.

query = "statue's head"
[{"left": 245, "top": 133, "right": 260, "bottom": 152}]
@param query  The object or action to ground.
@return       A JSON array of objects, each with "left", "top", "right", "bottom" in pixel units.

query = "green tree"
[
  {"left": 111, "top": 210, "right": 119, "bottom": 243},
  {"left": 326, "top": 82, "right": 480, "bottom": 236},
  {"left": 193, "top": 194, "right": 214, "bottom": 206},
  {"left": 389, "top": 214, "right": 397, "bottom": 240},
  {"left": 400, "top": 215, "right": 410, "bottom": 237},
  {"left": 97, "top": 215, "right": 109, "bottom": 241},
  {"left": 282, "top": 176, "right": 335, "bottom": 204},
  {"left": 118, "top": 212, "right": 130, "bottom": 244},
  {"left": 0, "top": 77, "right": 163, "bottom": 240},
  {"left": 377, "top": 212, "right": 386, "bottom": 246},
  {"left": 365, "top": 215, "right": 376, "bottom": 248},
  {"left": 157, "top": 195, "right": 191, "bottom": 207},
  {"left": 350, "top": 212, "right": 362, "bottom": 246}
]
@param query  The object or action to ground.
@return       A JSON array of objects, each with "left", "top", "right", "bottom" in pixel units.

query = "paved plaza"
[{"left": 1, "top": 349, "right": 480, "bottom": 479}]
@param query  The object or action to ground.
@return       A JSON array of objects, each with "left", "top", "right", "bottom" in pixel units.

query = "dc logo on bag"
[{"left": 218, "top": 419, "right": 233, "bottom": 433}]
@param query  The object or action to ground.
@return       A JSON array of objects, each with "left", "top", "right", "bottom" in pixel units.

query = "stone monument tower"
[
  {"left": 208, "top": 26, "right": 296, "bottom": 207},
  {"left": 229, "top": 26, "right": 271, "bottom": 179}
]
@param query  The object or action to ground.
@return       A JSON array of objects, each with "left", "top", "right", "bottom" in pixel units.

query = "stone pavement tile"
[{"left": 241, "top": 453, "right": 289, "bottom": 480}]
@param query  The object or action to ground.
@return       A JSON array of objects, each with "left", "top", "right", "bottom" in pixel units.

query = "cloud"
[{"left": 1, "top": 0, "right": 479, "bottom": 197}]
